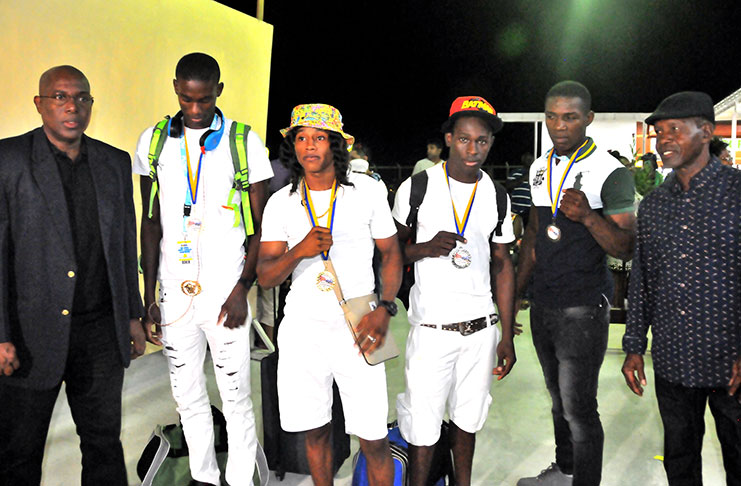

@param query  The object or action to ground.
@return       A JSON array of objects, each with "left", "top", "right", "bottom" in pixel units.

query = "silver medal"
[
  {"left": 451, "top": 247, "right": 472, "bottom": 269},
  {"left": 546, "top": 224, "right": 561, "bottom": 242}
]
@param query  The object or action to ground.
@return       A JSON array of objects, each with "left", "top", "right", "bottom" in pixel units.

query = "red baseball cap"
[{"left": 441, "top": 96, "right": 503, "bottom": 134}]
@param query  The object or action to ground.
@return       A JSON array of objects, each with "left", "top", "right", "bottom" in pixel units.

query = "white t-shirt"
[
  {"left": 412, "top": 158, "right": 443, "bottom": 176},
  {"left": 261, "top": 173, "right": 397, "bottom": 320},
  {"left": 133, "top": 117, "right": 273, "bottom": 296},
  {"left": 393, "top": 163, "right": 515, "bottom": 326}
]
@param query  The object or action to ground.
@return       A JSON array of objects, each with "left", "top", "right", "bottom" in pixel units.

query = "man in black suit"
[{"left": 0, "top": 65, "right": 145, "bottom": 486}]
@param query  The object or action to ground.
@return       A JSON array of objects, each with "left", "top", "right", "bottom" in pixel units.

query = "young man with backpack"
[
  {"left": 134, "top": 52, "right": 273, "bottom": 486},
  {"left": 392, "top": 96, "right": 517, "bottom": 486}
]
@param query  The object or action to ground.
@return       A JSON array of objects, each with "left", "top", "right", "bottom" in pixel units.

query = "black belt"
[{"left": 420, "top": 313, "right": 498, "bottom": 336}]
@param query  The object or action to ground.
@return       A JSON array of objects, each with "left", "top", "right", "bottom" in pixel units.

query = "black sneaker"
[{"left": 517, "top": 463, "right": 573, "bottom": 485}]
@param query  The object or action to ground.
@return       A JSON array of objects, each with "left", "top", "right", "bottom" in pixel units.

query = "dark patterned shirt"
[
  {"left": 623, "top": 159, "right": 741, "bottom": 387},
  {"left": 507, "top": 167, "right": 531, "bottom": 215}
]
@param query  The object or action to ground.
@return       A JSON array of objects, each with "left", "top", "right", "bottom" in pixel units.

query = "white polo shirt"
[
  {"left": 529, "top": 144, "right": 628, "bottom": 212},
  {"left": 393, "top": 164, "right": 515, "bottom": 326},
  {"left": 261, "top": 173, "right": 397, "bottom": 321},
  {"left": 527, "top": 141, "right": 635, "bottom": 307},
  {"left": 133, "top": 117, "right": 273, "bottom": 296}
]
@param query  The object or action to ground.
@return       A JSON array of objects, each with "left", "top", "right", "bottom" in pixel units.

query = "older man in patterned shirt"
[{"left": 622, "top": 91, "right": 741, "bottom": 486}]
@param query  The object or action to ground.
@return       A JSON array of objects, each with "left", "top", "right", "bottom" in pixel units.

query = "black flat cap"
[{"left": 645, "top": 91, "right": 715, "bottom": 125}]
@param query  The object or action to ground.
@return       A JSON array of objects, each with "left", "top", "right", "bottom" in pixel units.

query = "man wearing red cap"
[
  {"left": 258, "top": 103, "right": 401, "bottom": 486},
  {"left": 516, "top": 81, "right": 636, "bottom": 486},
  {"left": 393, "top": 96, "right": 517, "bottom": 486}
]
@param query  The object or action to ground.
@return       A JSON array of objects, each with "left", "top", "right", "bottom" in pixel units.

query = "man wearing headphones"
[{"left": 135, "top": 53, "right": 273, "bottom": 486}]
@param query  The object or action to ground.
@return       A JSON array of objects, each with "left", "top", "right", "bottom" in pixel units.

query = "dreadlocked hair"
[{"left": 280, "top": 129, "right": 353, "bottom": 194}]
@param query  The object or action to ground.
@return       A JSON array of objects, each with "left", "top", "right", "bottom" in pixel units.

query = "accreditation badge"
[
  {"left": 451, "top": 246, "right": 472, "bottom": 269},
  {"left": 316, "top": 270, "right": 336, "bottom": 292},
  {"left": 178, "top": 239, "right": 193, "bottom": 264}
]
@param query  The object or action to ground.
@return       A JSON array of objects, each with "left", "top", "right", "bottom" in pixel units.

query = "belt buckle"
[{"left": 458, "top": 320, "right": 475, "bottom": 336}]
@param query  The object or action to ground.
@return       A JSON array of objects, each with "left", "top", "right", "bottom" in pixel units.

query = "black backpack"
[{"left": 397, "top": 170, "right": 508, "bottom": 310}]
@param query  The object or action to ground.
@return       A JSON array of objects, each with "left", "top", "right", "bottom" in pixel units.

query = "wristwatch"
[{"left": 378, "top": 300, "right": 398, "bottom": 317}]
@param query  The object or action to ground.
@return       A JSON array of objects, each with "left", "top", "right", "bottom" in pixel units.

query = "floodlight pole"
[{"left": 732, "top": 102, "right": 738, "bottom": 165}]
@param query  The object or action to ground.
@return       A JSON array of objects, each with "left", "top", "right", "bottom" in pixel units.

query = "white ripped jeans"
[{"left": 160, "top": 286, "right": 256, "bottom": 486}]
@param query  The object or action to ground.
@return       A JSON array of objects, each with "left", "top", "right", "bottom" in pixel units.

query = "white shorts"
[
  {"left": 397, "top": 319, "right": 500, "bottom": 446},
  {"left": 277, "top": 313, "right": 389, "bottom": 441}
]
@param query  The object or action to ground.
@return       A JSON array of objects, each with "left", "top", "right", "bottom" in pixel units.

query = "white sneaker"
[{"left": 517, "top": 463, "right": 573, "bottom": 486}]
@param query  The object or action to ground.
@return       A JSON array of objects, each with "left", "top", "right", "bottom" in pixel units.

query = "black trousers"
[
  {"left": 655, "top": 374, "right": 741, "bottom": 486},
  {"left": 0, "top": 319, "right": 127, "bottom": 486},
  {"left": 530, "top": 297, "right": 610, "bottom": 486}
]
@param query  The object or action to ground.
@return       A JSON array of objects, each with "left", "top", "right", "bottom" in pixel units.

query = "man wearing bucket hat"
[
  {"left": 135, "top": 53, "right": 273, "bottom": 486},
  {"left": 516, "top": 81, "right": 636, "bottom": 486},
  {"left": 392, "top": 96, "right": 516, "bottom": 486},
  {"left": 622, "top": 91, "right": 741, "bottom": 486},
  {"left": 258, "top": 103, "right": 402, "bottom": 486}
]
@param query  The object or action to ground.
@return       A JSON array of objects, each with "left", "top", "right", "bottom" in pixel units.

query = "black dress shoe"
[{"left": 188, "top": 480, "right": 219, "bottom": 486}]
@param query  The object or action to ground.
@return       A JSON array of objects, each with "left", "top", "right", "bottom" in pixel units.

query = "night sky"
[{"left": 221, "top": 0, "right": 741, "bottom": 185}]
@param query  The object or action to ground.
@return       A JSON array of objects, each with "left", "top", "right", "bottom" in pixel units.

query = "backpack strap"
[
  {"left": 493, "top": 180, "right": 507, "bottom": 237},
  {"left": 226, "top": 122, "right": 255, "bottom": 237},
  {"left": 405, "top": 171, "right": 429, "bottom": 242},
  {"left": 146, "top": 118, "right": 170, "bottom": 218}
]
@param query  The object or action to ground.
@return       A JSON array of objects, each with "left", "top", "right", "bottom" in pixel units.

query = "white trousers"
[{"left": 160, "top": 286, "right": 257, "bottom": 486}]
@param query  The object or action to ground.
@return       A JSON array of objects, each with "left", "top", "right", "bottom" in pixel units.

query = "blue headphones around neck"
[{"left": 167, "top": 107, "right": 225, "bottom": 151}]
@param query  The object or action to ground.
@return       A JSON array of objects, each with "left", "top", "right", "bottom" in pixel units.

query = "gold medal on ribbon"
[
  {"left": 316, "top": 270, "right": 336, "bottom": 291},
  {"left": 181, "top": 280, "right": 202, "bottom": 296}
]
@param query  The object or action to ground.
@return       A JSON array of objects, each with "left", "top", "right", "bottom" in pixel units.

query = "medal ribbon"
[
  {"left": 302, "top": 179, "right": 337, "bottom": 261},
  {"left": 547, "top": 138, "right": 596, "bottom": 218},
  {"left": 180, "top": 115, "right": 220, "bottom": 211},
  {"left": 443, "top": 162, "right": 479, "bottom": 237},
  {"left": 184, "top": 135, "right": 204, "bottom": 207}
]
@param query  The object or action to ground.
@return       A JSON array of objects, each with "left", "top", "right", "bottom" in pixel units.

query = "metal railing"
[{"left": 369, "top": 162, "right": 526, "bottom": 188}]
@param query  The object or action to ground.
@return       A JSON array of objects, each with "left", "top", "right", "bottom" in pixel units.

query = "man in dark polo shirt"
[
  {"left": 622, "top": 92, "right": 741, "bottom": 486},
  {"left": 516, "top": 81, "right": 636, "bottom": 486},
  {"left": 0, "top": 65, "right": 145, "bottom": 486}
]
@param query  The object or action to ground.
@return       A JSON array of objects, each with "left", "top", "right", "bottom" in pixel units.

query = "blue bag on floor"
[{"left": 351, "top": 422, "right": 454, "bottom": 486}]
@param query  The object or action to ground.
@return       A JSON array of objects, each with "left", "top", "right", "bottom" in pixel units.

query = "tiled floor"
[{"left": 41, "top": 307, "right": 726, "bottom": 485}]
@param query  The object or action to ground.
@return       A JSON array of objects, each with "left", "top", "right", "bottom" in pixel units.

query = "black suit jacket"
[{"left": 0, "top": 128, "right": 143, "bottom": 390}]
